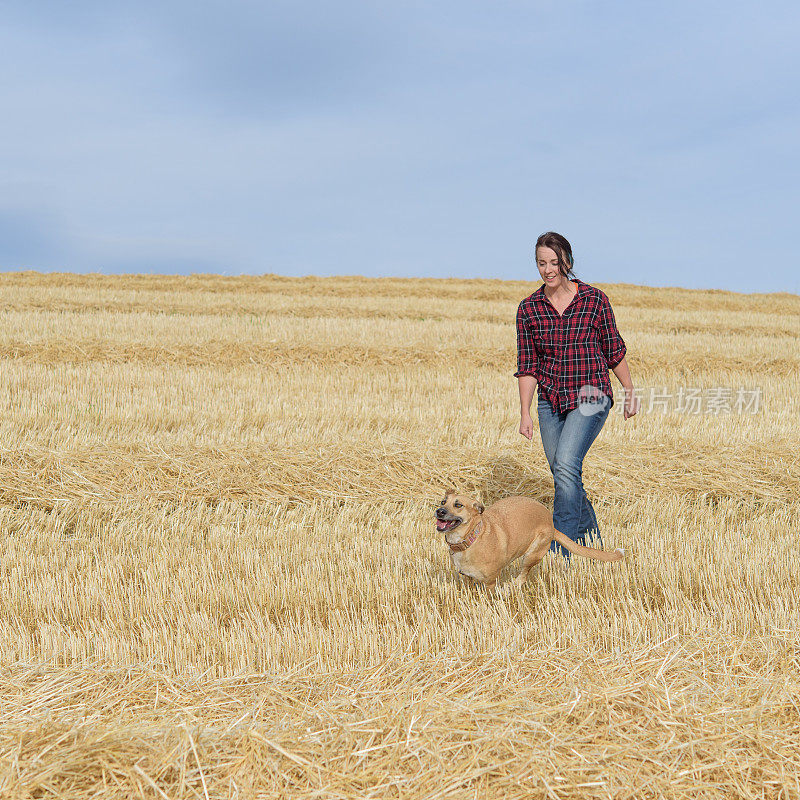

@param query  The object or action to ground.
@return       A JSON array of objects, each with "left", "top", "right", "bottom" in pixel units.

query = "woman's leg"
[
  {"left": 538, "top": 397, "right": 604, "bottom": 554},
  {"left": 550, "top": 403, "right": 610, "bottom": 558},
  {"left": 578, "top": 493, "right": 602, "bottom": 547},
  {"left": 536, "top": 396, "right": 564, "bottom": 474}
]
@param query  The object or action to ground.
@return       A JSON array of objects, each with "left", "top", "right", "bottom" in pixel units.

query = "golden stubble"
[{"left": 0, "top": 271, "right": 797, "bottom": 798}]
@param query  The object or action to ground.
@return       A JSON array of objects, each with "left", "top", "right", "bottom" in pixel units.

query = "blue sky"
[{"left": 1, "top": 1, "right": 798, "bottom": 292}]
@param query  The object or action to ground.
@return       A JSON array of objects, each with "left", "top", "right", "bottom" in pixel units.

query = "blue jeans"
[{"left": 537, "top": 395, "right": 610, "bottom": 558}]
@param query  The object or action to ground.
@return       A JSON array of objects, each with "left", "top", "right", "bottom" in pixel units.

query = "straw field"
[{"left": 0, "top": 271, "right": 798, "bottom": 799}]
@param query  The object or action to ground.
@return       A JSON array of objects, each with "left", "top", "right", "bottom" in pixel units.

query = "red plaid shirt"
[{"left": 514, "top": 278, "right": 627, "bottom": 413}]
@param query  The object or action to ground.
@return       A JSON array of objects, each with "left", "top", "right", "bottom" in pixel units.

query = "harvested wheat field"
[{"left": 0, "top": 271, "right": 798, "bottom": 799}]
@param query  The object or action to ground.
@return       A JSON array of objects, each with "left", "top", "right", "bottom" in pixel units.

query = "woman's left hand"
[{"left": 623, "top": 390, "right": 640, "bottom": 420}]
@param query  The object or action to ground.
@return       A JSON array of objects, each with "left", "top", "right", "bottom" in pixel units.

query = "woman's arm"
[
  {"left": 597, "top": 291, "right": 638, "bottom": 419},
  {"left": 597, "top": 291, "right": 627, "bottom": 369},
  {"left": 518, "top": 374, "right": 537, "bottom": 417},
  {"left": 514, "top": 302, "right": 538, "bottom": 437},
  {"left": 611, "top": 356, "right": 639, "bottom": 418},
  {"left": 517, "top": 375, "right": 537, "bottom": 439},
  {"left": 611, "top": 356, "right": 633, "bottom": 393}
]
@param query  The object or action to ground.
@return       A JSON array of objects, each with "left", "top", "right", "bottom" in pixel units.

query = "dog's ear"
[
  {"left": 473, "top": 501, "right": 484, "bottom": 514},
  {"left": 443, "top": 488, "right": 456, "bottom": 499}
]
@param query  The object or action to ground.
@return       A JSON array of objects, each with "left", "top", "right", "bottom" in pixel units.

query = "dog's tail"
[{"left": 552, "top": 529, "right": 624, "bottom": 562}]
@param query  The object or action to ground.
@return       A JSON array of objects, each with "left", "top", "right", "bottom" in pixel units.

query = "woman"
[{"left": 514, "top": 231, "right": 638, "bottom": 558}]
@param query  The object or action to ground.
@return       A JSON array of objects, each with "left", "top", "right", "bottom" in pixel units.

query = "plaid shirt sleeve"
[
  {"left": 597, "top": 290, "right": 627, "bottom": 368},
  {"left": 513, "top": 302, "right": 537, "bottom": 378}
]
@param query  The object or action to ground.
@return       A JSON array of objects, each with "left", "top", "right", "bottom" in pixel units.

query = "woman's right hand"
[{"left": 519, "top": 414, "right": 534, "bottom": 440}]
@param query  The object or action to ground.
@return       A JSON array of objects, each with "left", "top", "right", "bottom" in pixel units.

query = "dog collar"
[{"left": 448, "top": 520, "right": 483, "bottom": 552}]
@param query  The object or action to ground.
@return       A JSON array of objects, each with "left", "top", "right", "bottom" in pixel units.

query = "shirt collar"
[{"left": 532, "top": 276, "right": 589, "bottom": 303}]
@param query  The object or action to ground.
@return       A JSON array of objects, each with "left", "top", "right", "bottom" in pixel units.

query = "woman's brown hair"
[{"left": 535, "top": 231, "right": 575, "bottom": 278}]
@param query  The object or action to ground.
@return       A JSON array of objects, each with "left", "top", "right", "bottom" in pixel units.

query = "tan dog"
[{"left": 435, "top": 491, "right": 623, "bottom": 590}]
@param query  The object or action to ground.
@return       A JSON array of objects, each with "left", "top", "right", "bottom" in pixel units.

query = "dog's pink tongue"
[{"left": 436, "top": 520, "right": 449, "bottom": 531}]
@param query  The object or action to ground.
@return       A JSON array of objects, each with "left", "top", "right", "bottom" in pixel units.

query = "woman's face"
[{"left": 536, "top": 246, "right": 567, "bottom": 288}]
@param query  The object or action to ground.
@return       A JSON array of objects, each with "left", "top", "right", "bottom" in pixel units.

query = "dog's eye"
[{"left": 454, "top": 501, "right": 462, "bottom": 508}]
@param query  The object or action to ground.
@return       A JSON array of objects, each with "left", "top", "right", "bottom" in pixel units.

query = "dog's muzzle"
[{"left": 435, "top": 507, "right": 461, "bottom": 532}]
